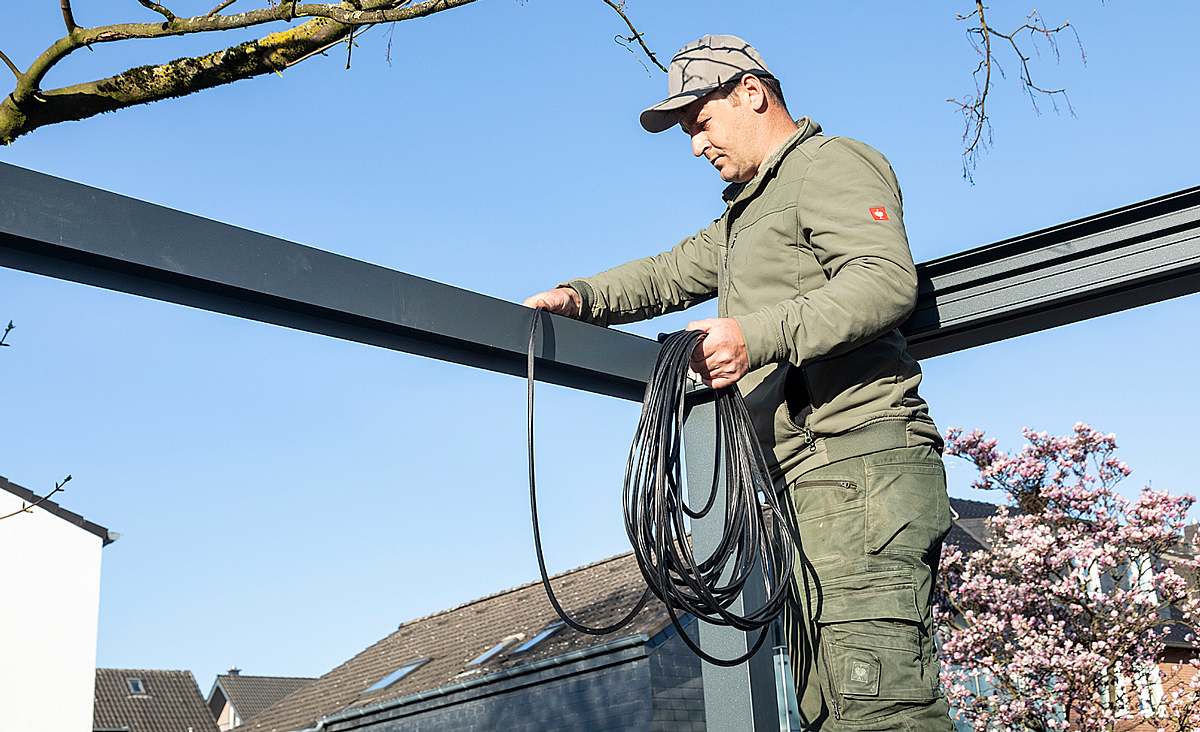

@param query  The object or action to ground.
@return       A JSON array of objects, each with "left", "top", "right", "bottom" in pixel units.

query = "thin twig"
[
  {"left": 205, "top": 0, "right": 238, "bottom": 17},
  {"left": 138, "top": 0, "right": 178, "bottom": 22},
  {"left": 950, "top": 2, "right": 1084, "bottom": 180},
  {"left": 60, "top": 0, "right": 77, "bottom": 32},
  {"left": 600, "top": 0, "right": 666, "bottom": 73},
  {"left": 0, "top": 320, "right": 13, "bottom": 347},
  {"left": 0, "top": 51, "right": 19, "bottom": 81},
  {"left": 0, "top": 475, "right": 72, "bottom": 522}
]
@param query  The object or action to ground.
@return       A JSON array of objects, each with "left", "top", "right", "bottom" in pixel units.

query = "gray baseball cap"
[{"left": 639, "top": 34, "right": 774, "bottom": 134}]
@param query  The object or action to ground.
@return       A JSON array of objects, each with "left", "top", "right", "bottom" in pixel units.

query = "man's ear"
[{"left": 744, "top": 75, "right": 769, "bottom": 113}]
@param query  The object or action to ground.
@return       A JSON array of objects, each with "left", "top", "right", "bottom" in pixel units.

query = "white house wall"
[{"left": 0, "top": 490, "right": 104, "bottom": 732}]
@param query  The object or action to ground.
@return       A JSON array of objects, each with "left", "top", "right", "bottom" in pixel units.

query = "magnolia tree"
[{"left": 935, "top": 423, "right": 1200, "bottom": 731}]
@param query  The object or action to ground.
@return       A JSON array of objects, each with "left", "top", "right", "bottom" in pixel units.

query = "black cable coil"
[{"left": 526, "top": 313, "right": 803, "bottom": 666}]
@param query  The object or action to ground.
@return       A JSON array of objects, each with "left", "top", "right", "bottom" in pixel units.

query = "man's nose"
[{"left": 691, "top": 133, "right": 708, "bottom": 158}]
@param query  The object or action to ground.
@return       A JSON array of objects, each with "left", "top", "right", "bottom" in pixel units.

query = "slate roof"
[
  {"left": 94, "top": 668, "right": 220, "bottom": 732},
  {"left": 238, "top": 551, "right": 671, "bottom": 732},
  {"left": 0, "top": 474, "right": 116, "bottom": 545},
  {"left": 208, "top": 673, "right": 316, "bottom": 726}
]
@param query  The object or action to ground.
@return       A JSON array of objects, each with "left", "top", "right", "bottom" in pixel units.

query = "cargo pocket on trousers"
[
  {"left": 789, "top": 477, "right": 862, "bottom": 568},
  {"left": 816, "top": 570, "right": 938, "bottom": 724},
  {"left": 863, "top": 461, "right": 949, "bottom": 558}
]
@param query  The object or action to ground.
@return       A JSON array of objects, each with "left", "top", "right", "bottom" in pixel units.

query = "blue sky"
[{"left": 2, "top": 1, "right": 1197, "bottom": 695}]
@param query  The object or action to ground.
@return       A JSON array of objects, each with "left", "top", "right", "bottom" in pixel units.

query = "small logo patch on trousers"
[
  {"left": 851, "top": 661, "right": 872, "bottom": 684},
  {"left": 869, "top": 206, "right": 889, "bottom": 221}
]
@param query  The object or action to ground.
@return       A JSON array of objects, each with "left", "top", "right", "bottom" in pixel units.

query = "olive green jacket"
[{"left": 566, "top": 118, "right": 941, "bottom": 484}]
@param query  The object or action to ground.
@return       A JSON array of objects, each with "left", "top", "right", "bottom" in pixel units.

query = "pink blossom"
[{"left": 938, "top": 423, "right": 1200, "bottom": 730}]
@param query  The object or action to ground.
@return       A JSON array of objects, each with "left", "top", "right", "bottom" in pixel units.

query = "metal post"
[{"left": 683, "top": 391, "right": 779, "bottom": 731}]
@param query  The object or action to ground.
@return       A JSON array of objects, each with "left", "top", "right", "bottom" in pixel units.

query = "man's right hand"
[{"left": 523, "top": 287, "right": 582, "bottom": 318}]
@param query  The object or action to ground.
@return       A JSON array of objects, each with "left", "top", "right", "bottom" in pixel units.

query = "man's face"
[{"left": 679, "top": 88, "right": 760, "bottom": 183}]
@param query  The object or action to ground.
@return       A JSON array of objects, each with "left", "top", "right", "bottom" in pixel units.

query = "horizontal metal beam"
[
  {"left": 2, "top": 162, "right": 1198, "bottom": 392},
  {"left": 0, "top": 162, "right": 657, "bottom": 402},
  {"left": 904, "top": 186, "right": 1200, "bottom": 359}
]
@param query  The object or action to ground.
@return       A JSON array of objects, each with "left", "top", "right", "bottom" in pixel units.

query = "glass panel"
[
  {"left": 513, "top": 622, "right": 565, "bottom": 653},
  {"left": 469, "top": 637, "right": 518, "bottom": 666},
  {"left": 364, "top": 659, "right": 427, "bottom": 693},
  {"left": 773, "top": 646, "right": 803, "bottom": 732}
]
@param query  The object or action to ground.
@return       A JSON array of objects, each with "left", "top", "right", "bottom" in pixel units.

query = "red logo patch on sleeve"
[{"left": 869, "top": 206, "right": 889, "bottom": 221}]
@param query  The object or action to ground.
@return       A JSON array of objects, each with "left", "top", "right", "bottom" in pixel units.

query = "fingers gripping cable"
[{"left": 526, "top": 311, "right": 804, "bottom": 666}]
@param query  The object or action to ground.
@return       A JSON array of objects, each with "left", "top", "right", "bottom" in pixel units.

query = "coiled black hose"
[{"left": 527, "top": 312, "right": 802, "bottom": 666}]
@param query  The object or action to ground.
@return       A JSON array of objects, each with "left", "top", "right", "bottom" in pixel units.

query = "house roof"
[
  {"left": 946, "top": 496, "right": 1001, "bottom": 553},
  {"left": 238, "top": 550, "right": 671, "bottom": 732},
  {"left": 233, "top": 495, "right": 1198, "bottom": 732},
  {"left": 94, "top": 668, "right": 219, "bottom": 732},
  {"left": 208, "top": 673, "right": 316, "bottom": 725},
  {"left": 0, "top": 474, "right": 116, "bottom": 545}
]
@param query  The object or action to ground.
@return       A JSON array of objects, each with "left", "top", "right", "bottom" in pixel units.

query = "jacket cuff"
[
  {"left": 559, "top": 279, "right": 596, "bottom": 322},
  {"left": 731, "top": 310, "right": 784, "bottom": 371}
]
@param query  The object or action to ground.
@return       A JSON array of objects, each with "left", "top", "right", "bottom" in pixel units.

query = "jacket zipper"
[
  {"left": 802, "top": 427, "right": 817, "bottom": 452},
  {"left": 720, "top": 231, "right": 736, "bottom": 317}
]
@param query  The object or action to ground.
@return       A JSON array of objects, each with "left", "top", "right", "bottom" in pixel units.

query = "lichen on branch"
[{"left": 0, "top": 0, "right": 664, "bottom": 145}]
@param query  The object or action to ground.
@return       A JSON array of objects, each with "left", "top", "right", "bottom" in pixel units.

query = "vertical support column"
[{"left": 683, "top": 390, "right": 781, "bottom": 732}]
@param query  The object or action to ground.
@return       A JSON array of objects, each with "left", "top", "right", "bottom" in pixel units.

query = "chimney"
[{"left": 227, "top": 668, "right": 241, "bottom": 676}]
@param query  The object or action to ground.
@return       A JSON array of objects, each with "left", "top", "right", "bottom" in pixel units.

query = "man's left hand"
[{"left": 686, "top": 318, "right": 750, "bottom": 389}]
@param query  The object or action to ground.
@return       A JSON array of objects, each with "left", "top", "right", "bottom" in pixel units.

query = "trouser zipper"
[
  {"left": 794, "top": 479, "right": 855, "bottom": 490},
  {"left": 821, "top": 640, "right": 843, "bottom": 720}
]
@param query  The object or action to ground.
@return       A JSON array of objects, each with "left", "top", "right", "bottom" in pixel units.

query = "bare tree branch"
[
  {"left": 0, "top": 475, "right": 72, "bottom": 522},
  {"left": 60, "top": 0, "right": 78, "bottom": 33},
  {"left": 600, "top": 0, "right": 666, "bottom": 73},
  {"left": 950, "top": 2, "right": 1086, "bottom": 181},
  {"left": 206, "top": 0, "right": 240, "bottom": 17},
  {"left": 0, "top": 320, "right": 13, "bottom": 348},
  {"left": 0, "top": 51, "right": 20, "bottom": 81},
  {"left": 0, "top": 0, "right": 664, "bottom": 144},
  {"left": 0, "top": 0, "right": 478, "bottom": 143},
  {"left": 138, "top": 0, "right": 178, "bottom": 23}
]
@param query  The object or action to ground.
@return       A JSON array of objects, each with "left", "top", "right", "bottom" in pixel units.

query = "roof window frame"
[{"left": 363, "top": 657, "right": 430, "bottom": 694}]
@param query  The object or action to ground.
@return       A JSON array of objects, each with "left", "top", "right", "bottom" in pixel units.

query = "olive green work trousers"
[{"left": 782, "top": 444, "right": 955, "bottom": 730}]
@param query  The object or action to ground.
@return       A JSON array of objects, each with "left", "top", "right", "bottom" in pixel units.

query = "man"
[{"left": 524, "top": 35, "right": 953, "bottom": 729}]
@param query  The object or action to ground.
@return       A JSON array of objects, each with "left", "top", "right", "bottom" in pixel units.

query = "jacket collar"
[{"left": 721, "top": 116, "right": 822, "bottom": 205}]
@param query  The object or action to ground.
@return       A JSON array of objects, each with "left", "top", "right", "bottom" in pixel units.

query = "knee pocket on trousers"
[
  {"left": 820, "top": 619, "right": 939, "bottom": 726},
  {"left": 816, "top": 572, "right": 940, "bottom": 727}
]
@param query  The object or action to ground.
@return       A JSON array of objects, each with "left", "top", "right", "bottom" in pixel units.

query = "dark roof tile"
[
  {"left": 94, "top": 668, "right": 219, "bottom": 732},
  {"left": 210, "top": 674, "right": 316, "bottom": 726},
  {"left": 239, "top": 551, "right": 670, "bottom": 732}
]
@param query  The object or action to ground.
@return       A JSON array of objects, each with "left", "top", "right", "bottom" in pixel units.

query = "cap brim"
[{"left": 638, "top": 87, "right": 714, "bottom": 133}]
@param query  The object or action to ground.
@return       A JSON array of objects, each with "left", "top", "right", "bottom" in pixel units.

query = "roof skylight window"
[
  {"left": 127, "top": 678, "right": 146, "bottom": 695},
  {"left": 512, "top": 622, "right": 564, "bottom": 653},
  {"left": 468, "top": 635, "right": 522, "bottom": 666},
  {"left": 364, "top": 658, "right": 429, "bottom": 693}
]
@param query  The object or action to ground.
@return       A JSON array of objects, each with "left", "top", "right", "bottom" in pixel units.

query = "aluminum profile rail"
[
  {"left": 0, "top": 162, "right": 658, "bottom": 402},
  {"left": 904, "top": 186, "right": 1200, "bottom": 359},
  {"left": 3, "top": 163, "right": 1197, "bottom": 384}
]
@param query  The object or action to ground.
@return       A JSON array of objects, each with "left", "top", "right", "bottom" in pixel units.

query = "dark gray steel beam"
[
  {"left": 4, "top": 163, "right": 1198, "bottom": 387},
  {"left": 904, "top": 186, "right": 1200, "bottom": 359},
  {"left": 0, "top": 162, "right": 657, "bottom": 402}
]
